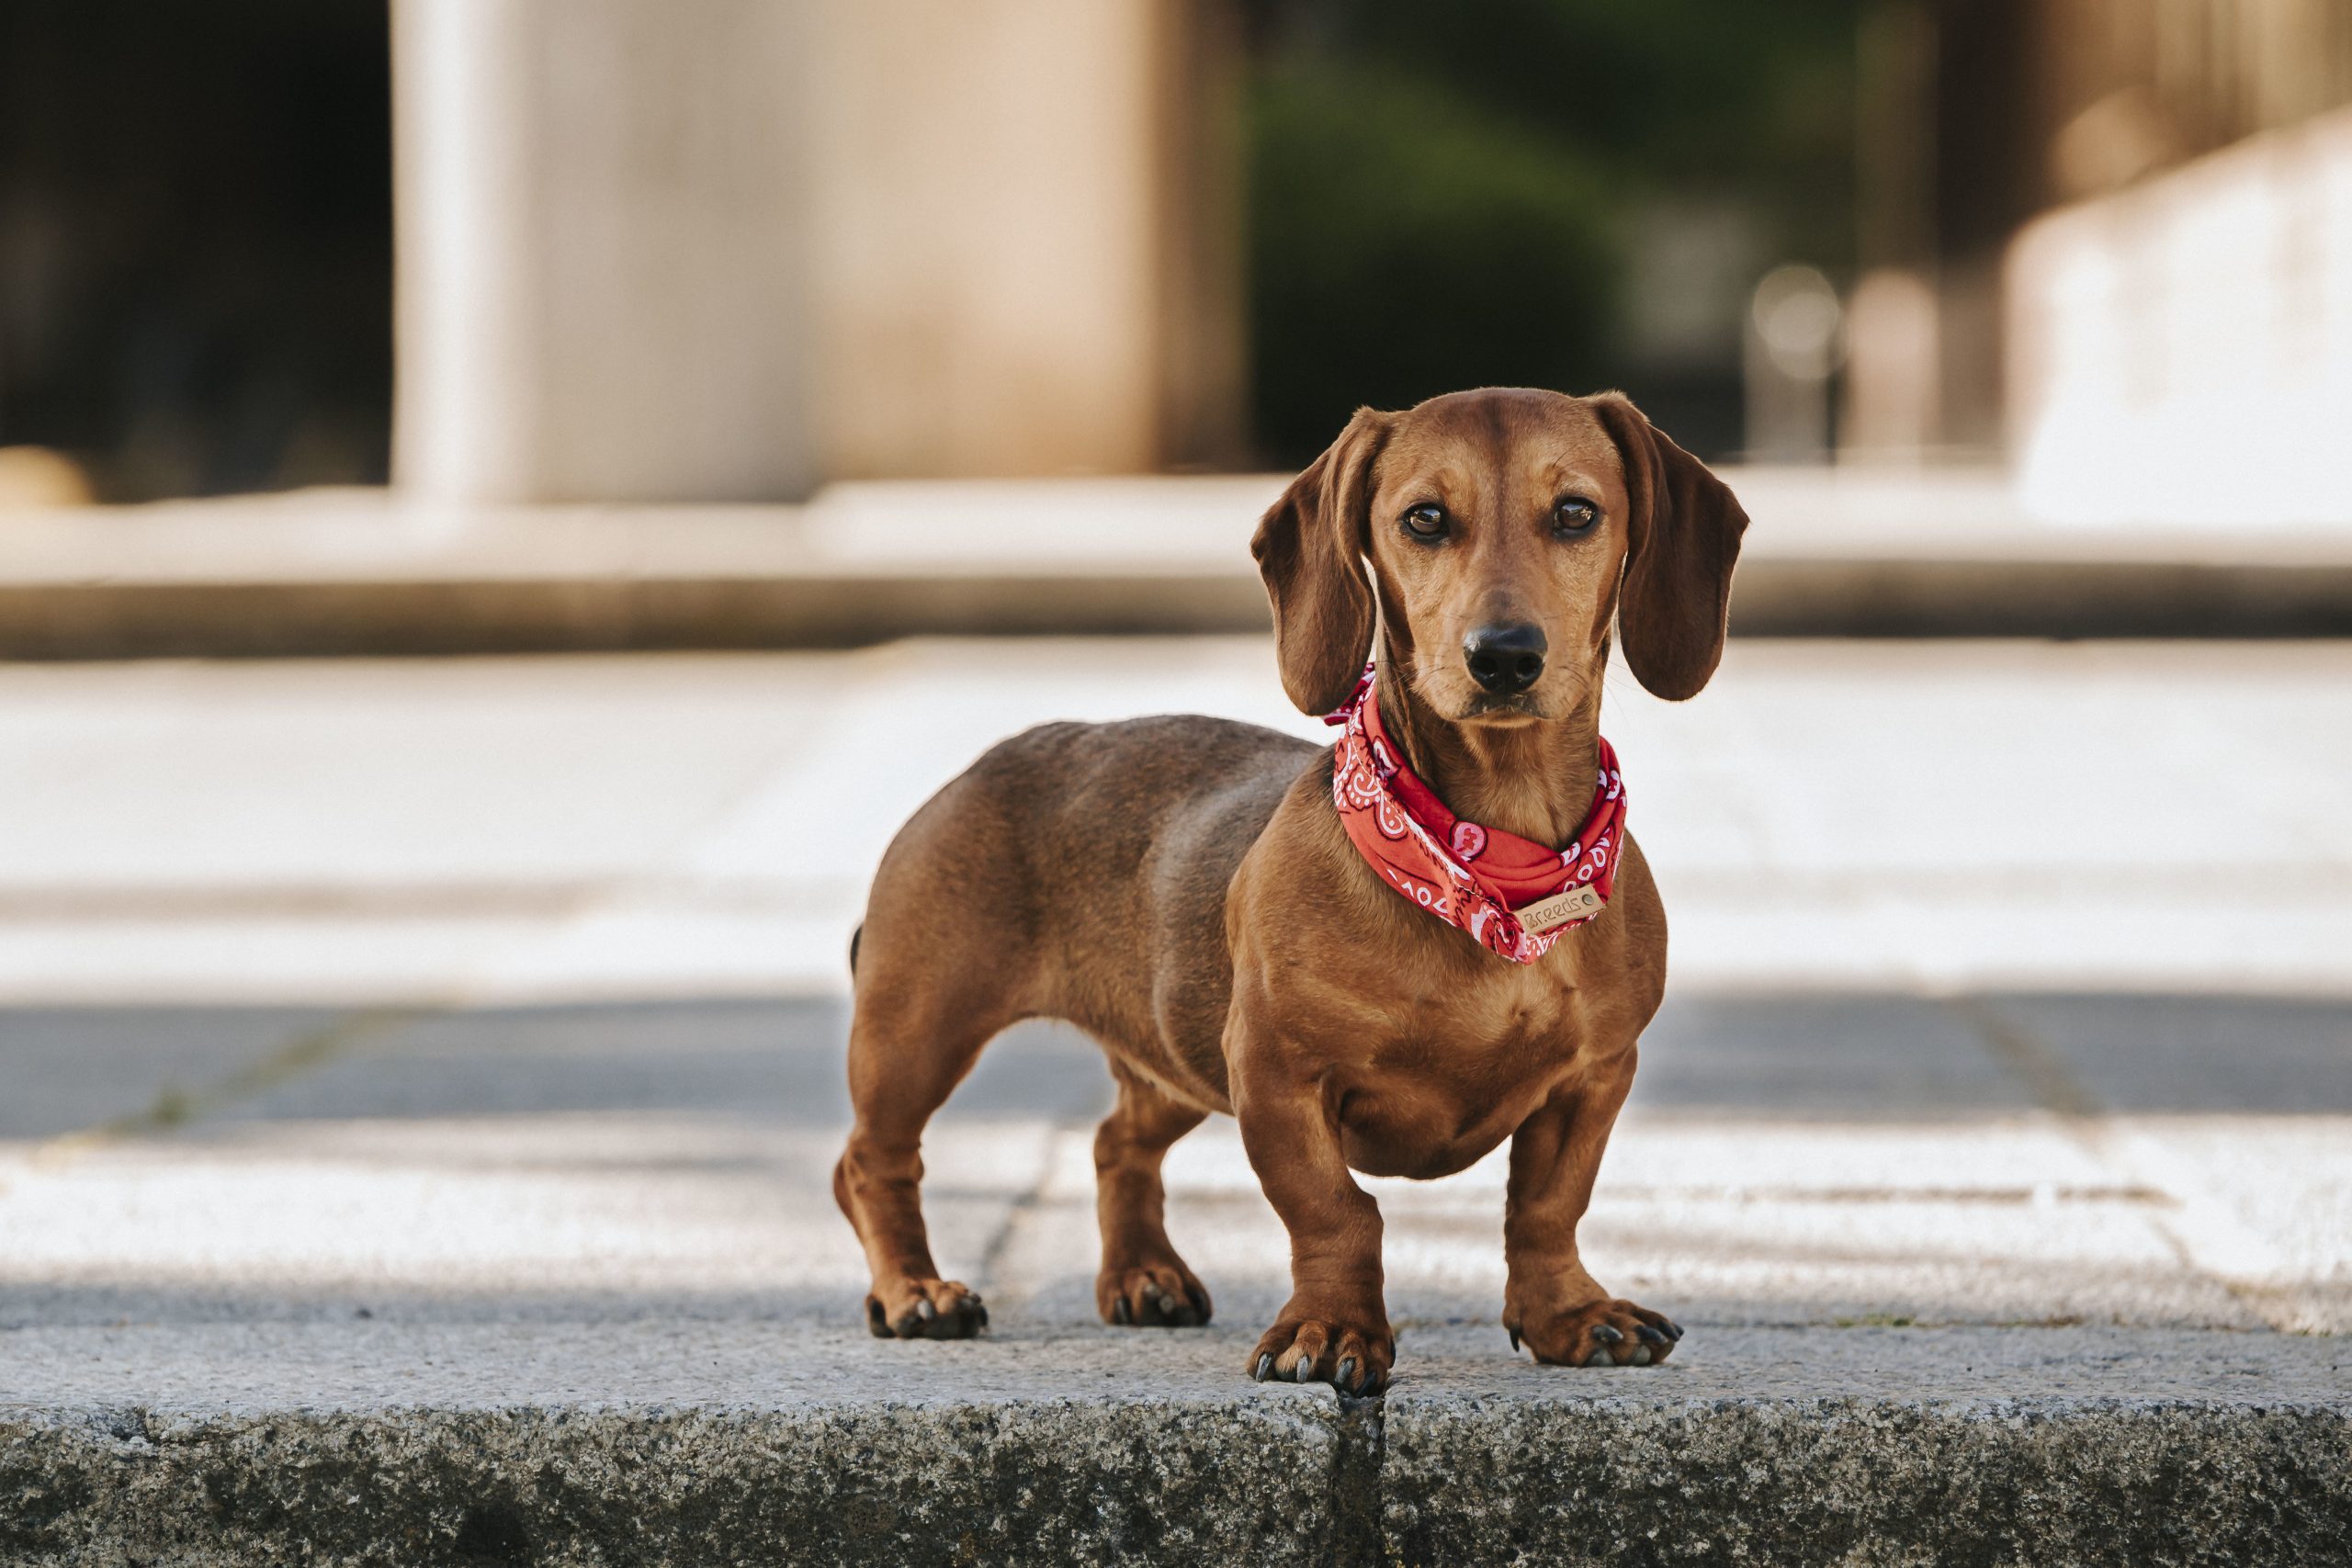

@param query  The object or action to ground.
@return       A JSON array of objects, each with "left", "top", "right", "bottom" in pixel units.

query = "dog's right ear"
[
  {"left": 1593, "top": 392, "right": 1748, "bottom": 702},
  {"left": 1251, "top": 408, "right": 1389, "bottom": 715}
]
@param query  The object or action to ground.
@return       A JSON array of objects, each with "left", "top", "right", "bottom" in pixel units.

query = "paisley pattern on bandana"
[{"left": 1325, "top": 664, "right": 1625, "bottom": 964}]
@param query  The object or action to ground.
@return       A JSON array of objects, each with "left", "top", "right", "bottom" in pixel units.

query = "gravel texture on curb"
[{"left": 5, "top": 1323, "right": 2346, "bottom": 1566}]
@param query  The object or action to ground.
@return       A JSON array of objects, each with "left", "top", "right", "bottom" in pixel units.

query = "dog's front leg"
[
  {"left": 1230, "top": 1012, "right": 1394, "bottom": 1395},
  {"left": 1500, "top": 1053, "right": 1683, "bottom": 1367}
]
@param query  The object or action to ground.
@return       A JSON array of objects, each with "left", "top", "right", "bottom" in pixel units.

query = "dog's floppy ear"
[
  {"left": 1593, "top": 392, "right": 1749, "bottom": 701},
  {"left": 1251, "top": 407, "right": 1389, "bottom": 715}
]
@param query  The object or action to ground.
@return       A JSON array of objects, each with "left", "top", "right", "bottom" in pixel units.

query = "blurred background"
[
  {"left": 4, "top": 0, "right": 2348, "bottom": 503},
  {"left": 0, "top": 2, "right": 2345, "bottom": 1344}
]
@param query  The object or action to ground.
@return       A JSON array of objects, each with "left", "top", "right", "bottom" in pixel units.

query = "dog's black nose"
[{"left": 1464, "top": 622, "right": 1547, "bottom": 694}]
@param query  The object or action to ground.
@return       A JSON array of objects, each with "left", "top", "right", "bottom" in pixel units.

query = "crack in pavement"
[{"left": 21, "top": 1005, "right": 436, "bottom": 1174}]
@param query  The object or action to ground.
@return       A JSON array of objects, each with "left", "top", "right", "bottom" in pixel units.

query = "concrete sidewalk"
[
  {"left": 2, "top": 640, "right": 2346, "bottom": 1562},
  {"left": 6, "top": 471, "right": 2352, "bottom": 657},
  {"left": 5, "top": 994, "right": 2349, "bottom": 1562},
  {"left": 3, "top": 637, "right": 2347, "bottom": 1003},
  {"left": 8, "top": 994, "right": 2346, "bottom": 1332}
]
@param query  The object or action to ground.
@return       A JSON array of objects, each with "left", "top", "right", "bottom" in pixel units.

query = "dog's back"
[{"left": 854, "top": 714, "right": 1313, "bottom": 1105}]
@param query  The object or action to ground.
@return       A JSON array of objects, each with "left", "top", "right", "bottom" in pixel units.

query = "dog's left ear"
[
  {"left": 1593, "top": 392, "right": 1749, "bottom": 701},
  {"left": 1251, "top": 407, "right": 1390, "bottom": 715}
]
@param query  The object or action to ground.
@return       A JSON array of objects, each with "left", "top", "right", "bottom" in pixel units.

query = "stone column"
[
  {"left": 805, "top": 0, "right": 1242, "bottom": 479},
  {"left": 393, "top": 0, "right": 1239, "bottom": 499},
  {"left": 391, "top": 0, "right": 817, "bottom": 502}
]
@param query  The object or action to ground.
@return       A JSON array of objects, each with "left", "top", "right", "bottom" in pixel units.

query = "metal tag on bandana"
[{"left": 1514, "top": 883, "right": 1606, "bottom": 933}]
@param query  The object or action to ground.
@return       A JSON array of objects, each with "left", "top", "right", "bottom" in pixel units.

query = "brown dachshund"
[{"left": 834, "top": 387, "right": 1747, "bottom": 1393}]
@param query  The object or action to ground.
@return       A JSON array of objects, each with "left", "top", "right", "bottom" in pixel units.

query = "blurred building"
[
  {"left": 2006, "top": 2, "right": 2352, "bottom": 524},
  {"left": 395, "top": 0, "right": 1244, "bottom": 502},
  {"left": 0, "top": 0, "right": 1242, "bottom": 504},
  {"left": 4, "top": 0, "right": 2347, "bottom": 513},
  {"left": 1847, "top": 0, "right": 2352, "bottom": 519}
]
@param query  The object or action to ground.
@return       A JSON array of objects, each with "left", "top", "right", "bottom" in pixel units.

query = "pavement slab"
[
  {"left": 2, "top": 639, "right": 2350, "bottom": 1002},
  {"left": 0, "top": 641, "right": 2346, "bottom": 1561},
  {"left": 4, "top": 992, "right": 2344, "bottom": 1339}
]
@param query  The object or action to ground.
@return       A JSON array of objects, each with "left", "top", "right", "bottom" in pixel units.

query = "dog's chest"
[{"left": 1332, "top": 982, "right": 1586, "bottom": 1179}]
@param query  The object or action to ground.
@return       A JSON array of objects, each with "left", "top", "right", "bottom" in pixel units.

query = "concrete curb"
[
  {"left": 7, "top": 1401, "right": 1363, "bottom": 1567},
  {"left": 0, "top": 573, "right": 1276, "bottom": 659},
  {"left": 6, "top": 1324, "right": 2346, "bottom": 1565},
  {"left": 1383, "top": 1394, "right": 2352, "bottom": 1565},
  {"left": 1730, "top": 555, "right": 2352, "bottom": 638},
  {"left": 6, "top": 480, "right": 2352, "bottom": 658},
  {"left": 6, "top": 555, "right": 2352, "bottom": 660}
]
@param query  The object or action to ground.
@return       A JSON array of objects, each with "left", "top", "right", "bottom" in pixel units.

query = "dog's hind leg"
[
  {"left": 1093, "top": 1063, "right": 1212, "bottom": 1327},
  {"left": 833, "top": 941, "right": 1020, "bottom": 1340}
]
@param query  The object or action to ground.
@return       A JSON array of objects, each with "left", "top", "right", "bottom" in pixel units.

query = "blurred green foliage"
[
  {"left": 1245, "top": 0, "right": 1863, "bottom": 463},
  {"left": 1250, "top": 62, "right": 1619, "bottom": 466}
]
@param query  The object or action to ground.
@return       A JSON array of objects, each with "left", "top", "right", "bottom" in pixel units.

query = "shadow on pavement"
[{"left": 6, "top": 990, "right": 2346, "bottom": 1143}]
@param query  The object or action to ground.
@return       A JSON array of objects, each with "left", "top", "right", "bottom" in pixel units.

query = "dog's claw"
[
  {"left": 1507, "top": 1327, "right": 1521, "bottom": 1352},
  {"left": 1504, "top": 1298, "right": 1676, "bottom": 1368},
  {"left": 870, "top": 1279, "right": 986, "bottom": 1339},
  {"left": 1250, "top": 1314, "right": 1393, "bottom": 1393},
  {"left": 1101, "top": 1264, "right": 1212, "bottom": 1329}
]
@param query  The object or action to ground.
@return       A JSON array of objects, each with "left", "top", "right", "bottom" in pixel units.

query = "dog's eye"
[
  {"left": 1553, "top": 497, "right": 1599, "bottom": 535},
  {"left": 1401, "top": 503, "right": 1449, "bottom": 540}
]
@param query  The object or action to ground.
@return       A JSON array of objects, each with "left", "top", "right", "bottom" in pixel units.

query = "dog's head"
[{"left": 1250, "top": 388, "right": 1747, "bottom": 722}]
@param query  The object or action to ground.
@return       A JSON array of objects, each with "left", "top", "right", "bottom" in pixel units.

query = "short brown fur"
[{"left": 835, "top": 388, "right": 1747, "bottom": 1388}]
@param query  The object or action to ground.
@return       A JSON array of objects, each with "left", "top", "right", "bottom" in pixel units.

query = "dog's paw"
[
  {"left": 1247, "top": 1310, "right": 1393, "bottom": 1395},
  {"left": 1507, "top": 1297, "right": 1682, "bottom": 1368},
  {"left": 865, "top": 1277, "right": 988, "bottom": 1340},
  {"left": 1098, "top": 1260, "right": 1212, "bottom": 1328}
]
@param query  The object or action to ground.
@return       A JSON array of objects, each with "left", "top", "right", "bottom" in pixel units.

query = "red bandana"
[{"left": 1325, "top": 665, "right": 1624, "bottom": 964}]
